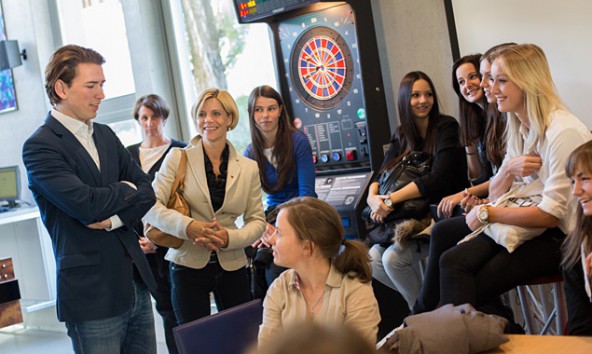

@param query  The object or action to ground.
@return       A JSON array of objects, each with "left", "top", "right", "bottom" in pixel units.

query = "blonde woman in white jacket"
[{"left": 144, "top": 88, "right": 266, "bottom": 325}]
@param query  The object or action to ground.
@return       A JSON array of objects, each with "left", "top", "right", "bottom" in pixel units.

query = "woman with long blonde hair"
[{"left": 413, "top": 44, "right": 592, "bottom": 326}]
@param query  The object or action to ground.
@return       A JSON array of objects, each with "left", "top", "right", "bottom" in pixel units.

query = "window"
[
  {"left": 55, "top": 0, "right": 135, "bottom": 99},
  {"left": 169, "top": 0, "right": 277, "bottom": 153},
  {"left": 53, "top": 0, "right": 141, "bottom": 147}
]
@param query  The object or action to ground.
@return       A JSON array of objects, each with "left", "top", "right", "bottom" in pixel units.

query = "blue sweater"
[{"left": 244, "top": 131, "right": 317, "bottom": 207}]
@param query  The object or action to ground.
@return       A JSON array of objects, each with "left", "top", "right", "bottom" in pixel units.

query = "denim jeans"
[
  {"left": 370, "top": 239, "right": 429, "bottom": 309},
  {"left": 170, "top": 259, "right": 251, "bottom": 325},
  {"left": 66, "top": 278, "right": 156, "bottom": 354}
]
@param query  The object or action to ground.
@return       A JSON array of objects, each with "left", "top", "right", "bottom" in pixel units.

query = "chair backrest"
[{"left": 173, "top": 299, "right": 263, "bottom": 354}]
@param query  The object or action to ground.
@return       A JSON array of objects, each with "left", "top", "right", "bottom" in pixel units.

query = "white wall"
[
  {"left": 0, "top": 0, "right": 53, "bottom": 204},
  {"left": 452, "top": 0, "right": 592, "bottom": 128},
  {"left": 371, "top": 0, "right": 457, "bottom": 132}
]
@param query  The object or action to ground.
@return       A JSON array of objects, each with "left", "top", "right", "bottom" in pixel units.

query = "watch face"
[
  {"left": 479, "top": 208, "right": 488, "bottom": 222},
  {"left": 384, "top": 198, "right": 393, "bottom": 207}
]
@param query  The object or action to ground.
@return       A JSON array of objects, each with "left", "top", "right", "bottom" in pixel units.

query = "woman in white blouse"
[
  {"left": 258, "top": 197, "right": 380, "bottom": 347},
  {"left": 414, "top": 44, "right": 592, "bottom": 322},
  {"left": 127, "top": 94, "right": 186, "bottom": 354}
]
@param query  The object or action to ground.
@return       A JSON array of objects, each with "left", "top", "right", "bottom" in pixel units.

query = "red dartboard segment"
[{"left": 297, "top": 35, "right": 348, "bottom": 101}]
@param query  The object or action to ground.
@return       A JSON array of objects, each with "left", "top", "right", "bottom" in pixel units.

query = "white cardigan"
[{"left": 143, "top": 135, "right": 266, "bottom": 271}]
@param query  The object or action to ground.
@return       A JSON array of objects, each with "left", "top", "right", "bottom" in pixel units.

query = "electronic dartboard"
[
  {"left": 290, "top": 26, "right": 353, "bottom": 110},
  {"left": 233, "top": 0, "right": 391, "bottom": 239},
  {"left": 276, "top": 3, "right": 375, "bottom": 170}
]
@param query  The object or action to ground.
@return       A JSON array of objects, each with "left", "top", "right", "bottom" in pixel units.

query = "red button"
[{"left": 346, "top": 150, "right": 356, "bottom": 161}]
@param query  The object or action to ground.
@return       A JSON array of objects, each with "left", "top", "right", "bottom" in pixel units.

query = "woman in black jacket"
[
  {"left": 366, "top": 71, "right": 467, "bottom": 310},
  {"left": 127, "top": 94, "right": 186, "bottom": 354}
]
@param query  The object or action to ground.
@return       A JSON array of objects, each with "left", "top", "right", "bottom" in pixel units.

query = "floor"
[{"left": 0, "top": 301, "right": 169, "bottom": 354}]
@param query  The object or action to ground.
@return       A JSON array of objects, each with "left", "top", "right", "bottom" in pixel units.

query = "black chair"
[{"left": 173, "top": 299, "right": 263, "bottom": 354}]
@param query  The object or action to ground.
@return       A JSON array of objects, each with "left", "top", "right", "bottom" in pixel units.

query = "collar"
[
  {"left": 51, "top": 108, "right": 94, "bottom": 137},
  {"left": 289, "top": 262, "right": 342, "bottom": 291}
]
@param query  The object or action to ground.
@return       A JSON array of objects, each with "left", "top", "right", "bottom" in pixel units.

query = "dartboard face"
[{"left": 290, "top": 27, "right": 353, "bottom": 110}]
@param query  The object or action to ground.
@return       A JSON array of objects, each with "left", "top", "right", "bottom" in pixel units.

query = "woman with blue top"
[{"left": 244, "top": 85, "right": 317, "bottom": 288}]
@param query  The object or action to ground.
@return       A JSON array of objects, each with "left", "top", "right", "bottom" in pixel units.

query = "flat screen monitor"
[
  {"left": 0, "top": 165, "right": 20, "bottom": 208},
  {"left": 234, "top": 0, "right": 320, "bottom": 23}
]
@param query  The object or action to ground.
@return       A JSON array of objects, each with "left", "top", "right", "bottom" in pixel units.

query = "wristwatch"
[
  {"left": 383, "top": 197, "right": 393, "bottom": 207},
  {"left": 477, "top": 205, "right": 490, "bottom": 225}
]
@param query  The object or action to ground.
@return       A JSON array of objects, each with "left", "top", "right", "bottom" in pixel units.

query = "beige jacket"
[
  {"left": 143, "top": 135, "right": 266, "bottom": 271},
  {"left": 258, "top": 264, "right": 380, "bottom": 347}
]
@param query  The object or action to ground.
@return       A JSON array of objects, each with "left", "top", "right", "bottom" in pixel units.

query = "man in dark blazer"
[{"left": 22, "top": 45, "right": 157, "bottom": 354}]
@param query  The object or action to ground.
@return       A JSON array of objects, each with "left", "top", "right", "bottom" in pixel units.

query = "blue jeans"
[
  {"left": 370, "top": 239, "right": 429, "bottom": 309},
  {"left": 170, "top": 259, "right": 251, "bottom": 325},
  {"left": 66, "top": 279, "right": 156, "bottom": 354}
]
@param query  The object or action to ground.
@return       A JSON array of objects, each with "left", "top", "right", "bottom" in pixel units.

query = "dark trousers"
[
  {"left": 414, "top": 216, "right": 564, "bottom": 314},
  {"left": 170, "top": 259, "right": 251, "bottom": 325},
  {"left": 563, "top": 262, "right": 592, "bottom": 335},
  {"left": 145, "top": 248, "right": 178, "bottom": 354}
]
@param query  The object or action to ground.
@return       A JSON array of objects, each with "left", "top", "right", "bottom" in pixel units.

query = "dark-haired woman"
[
  {"left": 127, "top": 94, "right": 186, "bottom": 354},
  {"left": 366, "top": 71, "right": 468, "bottom": 309},
  {"left": 244, "top": 85, "right": 316, "bottom": 286},
  {"left": 438, "top": 48, "right": 510, "bottom": 218}
]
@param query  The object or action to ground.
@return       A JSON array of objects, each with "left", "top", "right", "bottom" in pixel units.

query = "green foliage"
[
  {"left": 218, "top": 12, "right": 247, "bottom": 72},
  {"left": 227, "top": 94, "right": 252, "bottom": 154}
]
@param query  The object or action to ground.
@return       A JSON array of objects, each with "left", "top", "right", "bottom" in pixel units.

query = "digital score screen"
[{"left": 234, "top": 0, "right": 319, "bottom": 23}]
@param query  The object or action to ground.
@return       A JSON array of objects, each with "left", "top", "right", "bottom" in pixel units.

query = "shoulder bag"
[
  {"left": 362, "top": 151, "right": 432, "bottom": 225},
  {"left": 361, "top": 151, "right": 432, "bottom": 246},
  {"left": 144, "top": 150, "right": 189, "bottom": 249}
]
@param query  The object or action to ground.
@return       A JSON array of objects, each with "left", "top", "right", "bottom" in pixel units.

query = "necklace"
[{"left": 305, "top": 290, "right": 324, "bottom": 316}]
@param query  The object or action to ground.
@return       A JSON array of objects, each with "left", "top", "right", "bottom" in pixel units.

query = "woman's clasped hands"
[
  {"left": 186, "top": 218, "right": 229, "bottom": 252},
  {"left": 367, "top": 193, "right": 393, "bottom": 223}
]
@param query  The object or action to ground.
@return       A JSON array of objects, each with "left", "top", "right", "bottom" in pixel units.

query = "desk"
[
  {"left": 0, "top": 207, "right": 56, "bottom": 313},
  {"left": 487, "top": 334, "right": 592, "bottom": 353}
]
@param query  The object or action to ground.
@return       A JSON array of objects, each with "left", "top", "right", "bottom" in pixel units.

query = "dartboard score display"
[
  {"left": 235, "top": 0, "right": 319, "bottom": 23},
  {"left": 279, "top": 3, "right": 369, "bottom": 169}
]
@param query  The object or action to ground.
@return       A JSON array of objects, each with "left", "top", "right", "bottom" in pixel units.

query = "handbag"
[
  {"left": 246, "top": 205, "right": 279, "bottom": 299},
  {"left": 362, "top": 151, "right": 432, "bottom": 225},
  {"left": 144, "top": 150, "right": 189, "bottom": 249}
]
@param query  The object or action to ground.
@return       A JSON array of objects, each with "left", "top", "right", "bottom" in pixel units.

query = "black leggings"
[{"left": 413, "top": 216, "right": 564, "bottom": 314}]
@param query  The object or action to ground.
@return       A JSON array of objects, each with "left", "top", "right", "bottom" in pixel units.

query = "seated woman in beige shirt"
[{"left": 258, "top": 197, "right": 380, "bottom": 347}]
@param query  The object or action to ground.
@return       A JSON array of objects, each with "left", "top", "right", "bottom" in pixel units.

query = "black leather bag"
[
  {"left": 246, "top": 205, "right": 279, "bottom": 299},
  {"left": 362, "top": 151, "right": 432, "bottom": 225}
]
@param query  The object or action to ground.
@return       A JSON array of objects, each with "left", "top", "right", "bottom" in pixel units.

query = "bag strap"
[
  {"left": 379, "top": 149, "right": 411, "bottom": 195},
  {"left": 166, "top": 150, "right": 188, "bottom": 208}
]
